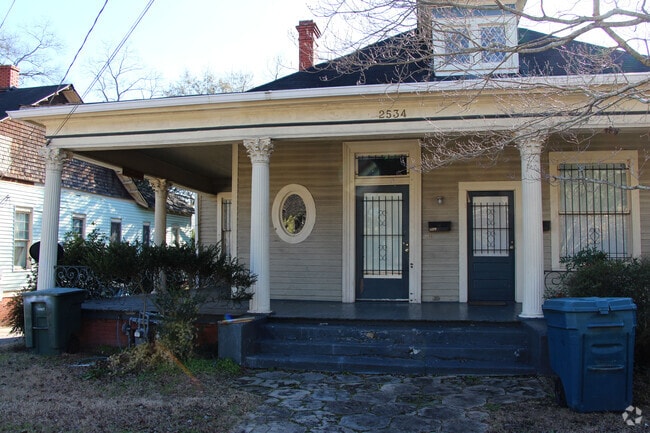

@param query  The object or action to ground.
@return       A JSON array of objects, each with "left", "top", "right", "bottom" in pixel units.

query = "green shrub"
[
  {"left": 558, "top": 249, "right": 650, "bottom": 364},
  {"left": 2, "top": 264, "right": 37, "bottom": 335}
]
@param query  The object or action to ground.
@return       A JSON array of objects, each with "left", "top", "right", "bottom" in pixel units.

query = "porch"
[{"left": 79, "top": 297, "right": 548, "bottom": 375}]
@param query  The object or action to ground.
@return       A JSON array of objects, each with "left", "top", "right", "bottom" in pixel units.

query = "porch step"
[{"left": 244, "top": 319, "right": 536, "bottom": 375}]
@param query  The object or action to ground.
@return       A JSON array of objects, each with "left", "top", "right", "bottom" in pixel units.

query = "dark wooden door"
[
  {"left": 468, "top": 191, "right": 515, "bottom": 302},
  {"left": 355, "top": 185, "right": 409, "bottom": 300}
]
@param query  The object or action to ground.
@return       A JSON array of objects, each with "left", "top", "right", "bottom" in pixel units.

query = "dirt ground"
[
  {"left": 0, "top": 343, "right": 260, "bottom": 433},
  {"left": 1, "top": 340, "right": 649, "bottom": 433}
]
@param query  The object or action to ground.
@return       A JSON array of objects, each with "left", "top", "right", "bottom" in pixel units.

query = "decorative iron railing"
[
  {"left": 543, "top": 270, "right": 572, "bottom": 298},
  {"left": 54, "top": 265, "right": 253, "bottom": 305}
]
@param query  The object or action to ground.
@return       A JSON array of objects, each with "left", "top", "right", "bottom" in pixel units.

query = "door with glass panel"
[
  {"left": 355, "top": 185, "right": 409, "bottom": 300},
  {"left": 467, "top": 191, "right": 515, "bottom": 302}
]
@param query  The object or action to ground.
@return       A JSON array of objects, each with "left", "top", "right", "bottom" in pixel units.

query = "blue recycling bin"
[{"left": 543, "top": 297, "right": 636, "bottom": 412}]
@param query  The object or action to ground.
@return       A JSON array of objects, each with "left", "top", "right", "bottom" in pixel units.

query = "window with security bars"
[
  {"left": 221, "top": 198, "right": 232, "bottom": 257},
  {"left": 14, "top": 209, "right": 31, "bottom": 268},
  {"left": 558, "top": 163, "right": 630, "bottom": 259}
]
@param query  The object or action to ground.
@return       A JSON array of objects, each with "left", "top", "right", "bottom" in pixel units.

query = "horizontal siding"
[
  {"left": 237, "top": 135, "right": 650, "bottom": 304},
  {"left": 421, "top": 148, "right": 522, "bottom": 302},
  {"left": 238, "top": 142, "right": 343, "bottom": 302},
  {"left": 1, "top": 181, "right": 192, "bottom": 296},
  {"left": 197, "top": 193, "right": 219, "bottom": 245},
  {"left": 0, "top": 181, "right": 43, "bottom": 296}
]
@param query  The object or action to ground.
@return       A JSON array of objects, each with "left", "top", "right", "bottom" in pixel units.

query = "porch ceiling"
[{"left": 75, "top": 143, "right": 233, "bottom": 195}]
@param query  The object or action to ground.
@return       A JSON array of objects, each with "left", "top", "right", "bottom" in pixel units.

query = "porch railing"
[{"left": 54, "top": 265, "right": 253, "bottom": 306}]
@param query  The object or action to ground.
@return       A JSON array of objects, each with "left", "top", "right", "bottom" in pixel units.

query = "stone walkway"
[{"left": 231, "top": 370, "right": 549, "bottom": 433}]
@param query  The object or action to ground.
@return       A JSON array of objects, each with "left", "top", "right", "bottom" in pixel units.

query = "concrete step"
[{"left": 244, "top": 318, "right": 535, "bottom": 375}]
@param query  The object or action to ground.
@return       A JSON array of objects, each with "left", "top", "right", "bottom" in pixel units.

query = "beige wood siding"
[
  {"left": 197, "top": 193, "right": 219, "bottom": 246},
  {"left": 421, "top": 148, "right": 522, "bottom": 302},
  {"left": 237, "top": 141, "right": 343, "bottom": 301}
]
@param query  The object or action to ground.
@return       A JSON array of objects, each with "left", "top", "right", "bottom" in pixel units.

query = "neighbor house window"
[
  {"left": 72, "top": 214, "right": 85, "bottom": 238},
  {"left": 14, "top": 208, "right": 32, "bottom": 269},
  {"left": 142, "top": 223, "right": 150, "bottom": 246},
  {"left": 171, "top": 225, "right": 180, "bottom": 246},
  {"left": 110, "top": 219, "right": 122, "bottom": 243},
  {"left": 550, "top": 151, "right": 640, "bottom": 268}
]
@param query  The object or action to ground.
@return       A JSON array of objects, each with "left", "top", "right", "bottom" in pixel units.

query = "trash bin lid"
[
  {"left": 22, "top": 287, "right": 86, "bottom": 298},
  {"left": 543, "top": 297, "right": 636, "bottom": 314}
]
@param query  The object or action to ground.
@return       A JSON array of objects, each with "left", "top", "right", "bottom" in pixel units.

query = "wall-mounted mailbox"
[
  {"left": 543, "top": 220, "right": 551, "bottom": 232},
  {"left": 428, "top": 221, "right": 452, "bottom": 232}
]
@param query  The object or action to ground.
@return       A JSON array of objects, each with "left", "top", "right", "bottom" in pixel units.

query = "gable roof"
[
  {"left": 251, "top": 28, "right": 650, "bottom": 92},
  {"left": 0, "top": 84, "right": 82, "bottom": 119}
]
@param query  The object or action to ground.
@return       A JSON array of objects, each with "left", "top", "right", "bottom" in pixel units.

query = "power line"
[
  {"left": 51, "top": 0, "right": 157, "bottom": 138},
  {"left": 0, "top": 0, "right": 16, "bottom": 30},
  {"left": 58, "top": 0, "right": 110, "bottom": 88}
]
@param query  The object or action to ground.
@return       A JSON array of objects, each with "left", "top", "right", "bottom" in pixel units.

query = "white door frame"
[
  {"left": 458, "top": 181, "right": 523, "bottom": 303},
  {"left": 342, "top": 140, "right": 422, "bottom": 303}
]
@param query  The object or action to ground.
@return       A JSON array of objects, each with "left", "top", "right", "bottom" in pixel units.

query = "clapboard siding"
[
  {"left": 1, "top": 181, "right": 192, "bottom": 296},
  {"left": 237, "top": 142, "right": 343, "bottom": 301},
  {"left": 0, "top": 181, "right": 44, "bottom": 296},
  {"left": 197, "top": 193, "right": 220, "bottom": 245},
  {"left": 421, "top": 148, "right": 522, "bottom": 302},
  {"left": 235, "top": 134, "right": 650, "bottom": 304}
]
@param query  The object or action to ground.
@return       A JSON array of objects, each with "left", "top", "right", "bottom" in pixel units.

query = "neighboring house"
[
  {"left": 8, "top": 1, "right": 650, "bottom": 321},
  {"left": 0, "top": 65, "right": 193, "bottom": 316}
]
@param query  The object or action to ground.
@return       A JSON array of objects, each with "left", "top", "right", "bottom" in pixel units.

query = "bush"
[
  {"left": 2, "top": 264, "right": 37, "bottom": 335},
  {"left": 558, "top": 249, "right": 650, "bottom": 364}
]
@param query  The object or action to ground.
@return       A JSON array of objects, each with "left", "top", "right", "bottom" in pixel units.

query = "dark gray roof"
[
  {"left": 251, "top": 28, "right": 650, "bottom": 92},
  {"left": 0, "top": 84, "right": 76, "bottom": 119}
]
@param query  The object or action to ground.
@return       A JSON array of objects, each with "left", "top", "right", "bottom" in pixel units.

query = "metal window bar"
[
  {"left": 221, "top": 199, "right": 232, "bottom": 257},
  {"left": 559, "top": 163, "right": 629, "bottom": 259},
  {"left": 363, "top": 193, "right": 402, "bottom": 277},
  {"left": 472, "top": 200, "right": 510, "bottom": 256}
]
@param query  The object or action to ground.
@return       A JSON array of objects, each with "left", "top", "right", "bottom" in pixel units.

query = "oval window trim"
[{"left": 272, "top": 184, "right": 316, "bottom": 244}]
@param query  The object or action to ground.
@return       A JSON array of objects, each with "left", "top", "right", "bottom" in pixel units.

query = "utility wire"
[
  {"left": 58, "top": 0, "right": 110, "bottom": 89},
  {"left": 51, "top": 0, "right": 156, "bottom": 138},
  {"left": 0, "top": 0, "right": 16, "bottom": 30}
]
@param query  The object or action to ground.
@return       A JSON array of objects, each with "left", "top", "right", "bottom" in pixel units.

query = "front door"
[
  {"left": 355, "top": 185, "right": 409, "bottom": 300},
  {"left": 467, "top": 191, "right": 515, "bottom": 302}
]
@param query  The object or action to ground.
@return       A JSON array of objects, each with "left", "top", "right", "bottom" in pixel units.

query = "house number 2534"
[{"left": 378, "top": 109, "right": 406, "bottom": 119}]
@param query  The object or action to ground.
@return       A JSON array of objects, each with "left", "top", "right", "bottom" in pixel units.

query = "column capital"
[
  {"left": 38, "top": 147, "right": 71, "bottom": 169},
  {"left": 244, "top": 138, "right": 274, "bottom": 164},
  {"left": 148, "top": 177, "right": 169, "bottom": 192},
  {"left": 514, "top": 130, "right": 547, "bottom": 155}
]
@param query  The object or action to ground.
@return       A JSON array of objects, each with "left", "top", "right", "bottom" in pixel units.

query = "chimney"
[
  {"left": 0, "top": 65, "right": 19, "bottom": 89},
  {"left": 296, "top": 20, "right": 321, "bottom": 71}
]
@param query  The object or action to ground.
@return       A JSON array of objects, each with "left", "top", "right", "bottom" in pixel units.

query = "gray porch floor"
[
  {"left": 268, "top": 300, "right": 522, "bottom": 322},
  {"left": 82, "top": 296, "right": 523, "bottom": 323}
]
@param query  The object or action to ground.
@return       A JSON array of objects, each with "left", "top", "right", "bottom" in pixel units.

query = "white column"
[
  {"left": 244, "top": 138, "right": 273, "bottom": 314},
  {"left": 517, "top": 134, "right": 546, "bottom": 318},
  {"left": 150, "top": 178, "right": 168, "bottom": 246},
  {"left": 37, "top": 148, "right": 71, "bottom": 290}
]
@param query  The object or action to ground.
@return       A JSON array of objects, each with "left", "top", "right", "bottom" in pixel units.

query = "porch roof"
[{"left": 8, "top": 73, "right": 650, "bottom": 194}]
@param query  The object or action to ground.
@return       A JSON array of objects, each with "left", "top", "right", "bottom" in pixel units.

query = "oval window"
[{"left": 272, "top": 185, "right": 315, "bottom": 243}]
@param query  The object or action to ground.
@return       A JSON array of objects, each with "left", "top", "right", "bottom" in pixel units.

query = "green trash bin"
[{"left": 23, "top": 288, "right": 86, "bottom": 355}]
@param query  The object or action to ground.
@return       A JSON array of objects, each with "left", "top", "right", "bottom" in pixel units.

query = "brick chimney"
[
  {"left": 0, "top": 65, "right": 19, "bottom": 89},
  {"left": 296, "top": 20, "right": 321, "bottom": 71}
]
